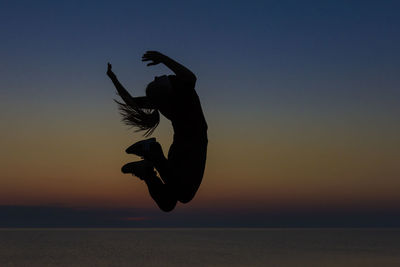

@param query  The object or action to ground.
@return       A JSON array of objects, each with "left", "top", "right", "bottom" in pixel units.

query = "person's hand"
[
  {"left": 107, "top": 62, "right": 116, "bottom": 79},
  {"left": 142, "top": 51, "right": 166, "bottom": 66}
]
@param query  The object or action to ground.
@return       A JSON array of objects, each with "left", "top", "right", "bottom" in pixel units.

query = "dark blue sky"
[{"left": 2, "top": 0, "right": 399, "bottom": 118}]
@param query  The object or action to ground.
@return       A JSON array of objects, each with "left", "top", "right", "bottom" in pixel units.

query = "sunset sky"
[{"left": 1, "top": 0, "right": 399, "bottom": 227}]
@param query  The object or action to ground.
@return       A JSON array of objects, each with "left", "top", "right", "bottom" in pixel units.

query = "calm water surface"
[{"left": 0, "top": 228, "right": 399, "bottom": 266}]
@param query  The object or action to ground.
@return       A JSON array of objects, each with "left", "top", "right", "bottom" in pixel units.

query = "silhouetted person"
[{"left": 107, "top": 51, "right": 208, "bottom": 212}]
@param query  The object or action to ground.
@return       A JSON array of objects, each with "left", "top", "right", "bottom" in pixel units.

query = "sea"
[{"left": 0, "top": 228, "right": 399, "bottom": 266}]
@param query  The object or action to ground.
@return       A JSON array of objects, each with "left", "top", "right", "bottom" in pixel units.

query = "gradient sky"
[{"left": 1, "top": 0, "right": 399, "bottom": 226}]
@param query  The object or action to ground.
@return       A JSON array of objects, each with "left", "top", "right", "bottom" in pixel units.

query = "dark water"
[{"left": 0, "top": 228, "right": 399, "bottom": 266}]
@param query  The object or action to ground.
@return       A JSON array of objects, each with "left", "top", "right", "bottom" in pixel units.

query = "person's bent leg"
[
  {"left": 144, "top": 173, "right": 177, "bottom": 212},
  {"left": 126, "top": 140, "right": 173, "bottom": 185},
  {"left": 121, "top": 159, "right": 177, "bottom": 212},
  {"left": 169, "top": 139, "right": 208, "bottom": 204}
]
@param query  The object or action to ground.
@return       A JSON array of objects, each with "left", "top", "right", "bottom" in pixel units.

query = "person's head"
[
  {"left": 145, "top": 75, "right": 173, "bottom": 109},
  {"left": 115, "top": 75, "right": 174, "bottom": 137}
]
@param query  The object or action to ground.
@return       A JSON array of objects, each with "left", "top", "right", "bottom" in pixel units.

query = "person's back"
[{"left": 165, "top": 75, "right": 208, "bottom": 139}]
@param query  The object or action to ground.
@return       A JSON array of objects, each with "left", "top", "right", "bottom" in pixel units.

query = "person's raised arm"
[
  {"left": 107, "top": 63, "right": 137, "bottom": 107},
  {"left": 142, "top": 51, "right": 196, "bottom": 83}
]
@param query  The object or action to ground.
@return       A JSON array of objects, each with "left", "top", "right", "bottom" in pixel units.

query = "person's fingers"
[
  {"left": 144, "top": 51, "right": 160, "bottom": 57},
  {"left": 142, "top": 58, "right": 151, "bottom": 61}
]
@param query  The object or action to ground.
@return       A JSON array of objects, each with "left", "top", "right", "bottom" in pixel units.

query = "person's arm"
[
  {"left": 107, "top": 63, "right": 154, "bottom": 108},
  {"left": 142, "top": 51, "right": 196, "bottom": 83}
]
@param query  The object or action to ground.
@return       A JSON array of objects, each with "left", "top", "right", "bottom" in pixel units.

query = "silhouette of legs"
[
  {"left": 122, "top": 159, "right": 176, "bottom": 212},
  {"left": 166, "top": 138, "right": 207, "bottom": 203},
  {"left": 143, "top": 173, "right": 177, "bottom": 212},
  {"left": 123, "top": 137, "right": 207, "bottom": 211}
]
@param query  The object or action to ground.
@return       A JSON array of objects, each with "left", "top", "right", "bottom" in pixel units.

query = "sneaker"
[
  {"left": 126, "top": 138, "right": 163, "bottom": 162},
  {"left": 121, "top": 160, "right": 154, "bottom": 180},
  {"left": 126, "top": 138, "right": 156, "bottom": 156}
]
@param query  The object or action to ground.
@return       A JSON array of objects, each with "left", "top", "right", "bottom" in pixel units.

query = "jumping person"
[{"left": 107, "top": 51, "right": 208, "bottom": 212}]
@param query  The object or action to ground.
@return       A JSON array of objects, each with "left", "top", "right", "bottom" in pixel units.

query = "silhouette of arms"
[
  {"left": 142, "top": 51, "right": 197, "bottom": 83},
  {"left": 107, "top": 63, "right": 155, "bottom": 109}
]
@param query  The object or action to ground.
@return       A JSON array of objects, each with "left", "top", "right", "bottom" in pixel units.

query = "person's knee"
[
  {"left": 177, "top": 190, "right": 196, "bottom": 204},
  {"left": 158, "top": 199, "right": 177, "bottom": 212},
  {"left": 160, "top": 204, "right": 175, "bottom": 212},
  {"left": 175, "top": 180, "right": 201, "bottom": 203}
]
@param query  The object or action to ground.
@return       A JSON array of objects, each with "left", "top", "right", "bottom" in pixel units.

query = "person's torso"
[{"left": 158, "top": 75, "right": 208, "bottom": 138}]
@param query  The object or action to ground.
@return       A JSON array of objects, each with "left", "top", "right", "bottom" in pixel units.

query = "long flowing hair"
[{"left": 115, "top": 100, "right": 160, "bottom": 137}]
